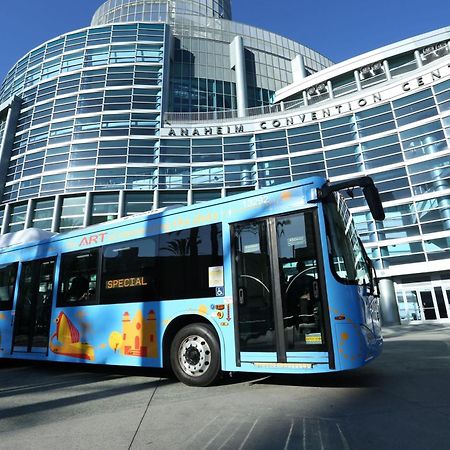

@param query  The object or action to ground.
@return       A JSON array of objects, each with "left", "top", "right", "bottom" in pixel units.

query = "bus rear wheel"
[{"left": 170, "top": 323, "right": 220, "bottom": 387}]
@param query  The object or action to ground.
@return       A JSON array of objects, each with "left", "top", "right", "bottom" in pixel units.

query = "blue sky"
[{"left": 0, "top": 0, "right": 449, "bottom": 82}]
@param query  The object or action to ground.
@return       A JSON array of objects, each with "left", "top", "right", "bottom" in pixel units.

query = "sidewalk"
[
  {"left": 1, "top": 323, "right": 450, "bottom": 449},
  {"left": 382, "top": 321, "right": 450, "bottom": 338}
]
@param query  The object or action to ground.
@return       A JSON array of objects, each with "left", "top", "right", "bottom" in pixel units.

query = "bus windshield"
[{"left": 323, "top": 193, "right": 370, "bottom": 286}]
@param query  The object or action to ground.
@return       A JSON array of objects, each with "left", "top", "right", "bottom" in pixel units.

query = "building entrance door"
[
  {"left": 396, "top": 281, "right": 450, "bottom": 322},
  {"left": 419, "top": 290, "right": 438, "bottom": 320}
]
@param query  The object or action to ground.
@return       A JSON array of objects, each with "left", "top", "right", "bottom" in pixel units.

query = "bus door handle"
[
  {"left": 313, "top": 281, "right": 320, "bottom": 299},
  {"left": 238, "top": 288, "right": 246, "bottom": 305}
]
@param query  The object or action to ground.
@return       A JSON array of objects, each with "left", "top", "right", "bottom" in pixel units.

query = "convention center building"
[{"left": 1, "top": 0, "right": 450, "bottom": 324}]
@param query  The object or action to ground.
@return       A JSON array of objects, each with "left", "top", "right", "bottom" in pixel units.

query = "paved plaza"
[{"left": 1, "top": 324, "right": 450, "bottom": 449}]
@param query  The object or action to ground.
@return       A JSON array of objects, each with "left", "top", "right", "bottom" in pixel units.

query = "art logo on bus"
[
  {"left": 109, "top": 310, "right": 158, "bottom": 358},
  {"left": 49, "top": 312, "right": 95, "bottom": 360}
]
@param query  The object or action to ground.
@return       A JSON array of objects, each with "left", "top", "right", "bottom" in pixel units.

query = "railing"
[
  {"left": 163, "top": 41, "right": 450, "bottom": 126},
  {"left": 163, "top": 98, "right": 306, "bottom": 124}
]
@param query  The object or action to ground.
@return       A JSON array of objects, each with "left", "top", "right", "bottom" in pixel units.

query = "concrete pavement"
[{"left": 1, "top": 323, "right": 450, "bottom": 449}]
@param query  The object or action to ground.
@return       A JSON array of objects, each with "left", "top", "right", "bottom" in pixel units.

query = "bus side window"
[
  {"left": 58, "top": 250, "right": 99, "bottom": 306},
  {"left": 157, "top": 224, "right": 223, "bottom": 301},
  {"left": 0, "top": 263, "right": 18, "bottom": 311},
  {"left": 100, "top": 224, "right": 223, "bottom": 304},
  {"left": 101, "top": 237, "right": 158, "bottom": 304}
]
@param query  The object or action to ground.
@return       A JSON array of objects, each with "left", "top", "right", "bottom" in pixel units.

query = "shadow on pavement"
[{"left": 1, "top": 325, "right": 450, "bottom": 450}]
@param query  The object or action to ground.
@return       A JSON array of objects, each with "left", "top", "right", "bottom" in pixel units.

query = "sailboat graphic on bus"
[{"left": 49, "top": 312, "right": 95, "bottom": 361}]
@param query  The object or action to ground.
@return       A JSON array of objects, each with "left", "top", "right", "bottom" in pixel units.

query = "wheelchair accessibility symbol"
[{"left": 215, "top": 287, "right": 225, "bottom": 297}]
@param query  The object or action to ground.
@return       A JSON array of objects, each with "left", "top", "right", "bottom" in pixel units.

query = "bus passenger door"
[
  {"left": 275, "top": 212, "right": 327, "bottom": 355},
  {"left": 232, "top": 220, "right": 278, "bottom": 356},
  {"left": 12, "top": 258, "right": 56, "bottom": 354},
  {"left": 232, "top": 211, "right": 328, "bottom": 366}
]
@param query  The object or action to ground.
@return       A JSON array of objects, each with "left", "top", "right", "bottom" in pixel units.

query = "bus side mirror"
[
  {"left": 319, "top": 177, "right": 385, "bottom": 222},
  {"left": 362, "top": 184, "right": 385, "bottom": 221}
]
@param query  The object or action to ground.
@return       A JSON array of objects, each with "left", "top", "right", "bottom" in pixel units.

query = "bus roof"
[{"left": 0, "top": 229, "right": 57, "bottom": 250}]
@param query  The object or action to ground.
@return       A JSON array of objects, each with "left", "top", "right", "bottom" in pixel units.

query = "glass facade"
[
  {"left": 90, "top": 0, "right": 333, "bottom": 114},
  {"left": 91, "top": 0, "right": 233, "bottom": 25},
  {"left": 167, "top": 13, "right": 328, "bottom": 113},
  {"left": 1, "top": 0, "right": 450, "bottom": 322},
  {"left": 0, "top": 22, "right": 166, "bottom": 217}
]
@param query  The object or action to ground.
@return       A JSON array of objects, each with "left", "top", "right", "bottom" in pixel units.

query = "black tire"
[{"left": 170, "top": 323, "right": 221, "bottom": 387}]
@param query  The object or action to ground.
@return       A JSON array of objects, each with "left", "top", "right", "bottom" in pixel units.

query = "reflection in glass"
[
  {"left": 13, "top": 259, "right": 55, "bottom": 351},
  {"left": 234, "top": 220, "right": 275, "bottom": 352},
  {"left": 420, "top": 291, "right": 437, "bottom": 320},
  {"left": 435, "top": 287, "right": 448, "bottom": 319},
  {"left": 276, "top": 213, "right": 324, "bottom": 351}
]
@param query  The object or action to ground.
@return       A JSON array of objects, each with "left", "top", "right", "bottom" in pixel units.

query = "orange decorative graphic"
[
  {"left": 49, "top": 312, "right": 95, "bottom": 360},
  {"left": 109, "top": 310, "right": 158, "bottom": 358}
]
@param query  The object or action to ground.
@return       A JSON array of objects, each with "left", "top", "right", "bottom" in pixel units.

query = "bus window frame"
[
  {"left": 0, "top": 262, "right": 19, "bottom": 311},
  {"left": 98, "top": 223, "right": 224, "bottom": 305},
  {"left": 57, "top": 248, "right": 101, "bottom": 307},
  {"left": 359, "top": 239, "right": 380, "bottom": 297},
  {"left": 322, "top": 194, "right": 371, "bottom": 288},
  {"left": 312, "top": 207, "right": 335, "bottom": 369},
  {"left": 100, "top": 235, "right": 158, "bottom": 305},
  {"left": 56, "top": 222, "right": 225, "bottom": 307}
]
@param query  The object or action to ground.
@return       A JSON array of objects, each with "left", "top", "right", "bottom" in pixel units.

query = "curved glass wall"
[
  {"left": 0, "top": 24, "right": 166, "bottom": 104},
  {"left": 89, "top": 0, "right": 334, "bottom": 114},
  {"left": 0, "top": 18, "right": 332, "bottom": 115},
  {"left": 91, "top": 0, "right": 233, "bottom": 26},
  {"left": 168, "top": 14, "right": 333, "bottom": 113},
  {"left": 0, "top": 22, "right": 166, "bottom": 224}
]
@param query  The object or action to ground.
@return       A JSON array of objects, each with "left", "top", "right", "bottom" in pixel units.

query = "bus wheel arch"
[{"left": 163, "top": 315, "right": 221, "bottom": 386}]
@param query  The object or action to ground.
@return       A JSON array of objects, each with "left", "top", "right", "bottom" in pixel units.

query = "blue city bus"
[{"left": 0, "top": 176, "right": 384, "bottom": 386}]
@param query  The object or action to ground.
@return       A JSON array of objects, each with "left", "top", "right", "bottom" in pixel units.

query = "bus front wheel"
[{"left": 170, "top": 323, "right": 221, "bottom": 387}]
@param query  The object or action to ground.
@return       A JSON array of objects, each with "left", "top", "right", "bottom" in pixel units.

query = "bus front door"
[
  {"left": 232, "top": 211, "right": 328, "bottom": 366},
  {"left": 12, "top": 258, "right": 56, "bottom": 354}
]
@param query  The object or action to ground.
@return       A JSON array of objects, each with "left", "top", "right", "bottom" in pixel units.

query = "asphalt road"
[{"left": 1, "top": 324, "right": 450, "bottom": 450}]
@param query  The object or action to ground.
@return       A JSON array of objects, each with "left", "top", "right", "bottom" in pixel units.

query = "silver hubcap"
[{"left": 178, "top": 334, "right": 212, "bottom": 377}]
